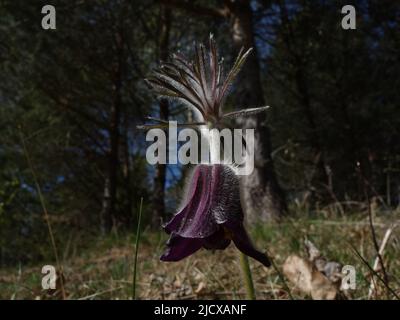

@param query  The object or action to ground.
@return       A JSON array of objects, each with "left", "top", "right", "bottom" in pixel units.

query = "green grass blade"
[{"left": 132, "top": 197, "right": 144, "bottom": 300}]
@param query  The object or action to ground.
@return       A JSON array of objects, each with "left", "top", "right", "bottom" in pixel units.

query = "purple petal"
[
  {"left": 166, "top": 165, "right": 219, "bottom": 239},
  {"left": 160, "top": 233, "right": 203, "bottom": 261},
  {"left": 203, "top": 227, "right": 231, "bottom": 250},
  {"left": 161, "top": 164, "right": 270, "bottom": 268},
  {"left": 163, "top": 166, "right": 203, "bottom": 234},
  {"left": 224, "top": 221, "right": 271, "bottom": 267}
]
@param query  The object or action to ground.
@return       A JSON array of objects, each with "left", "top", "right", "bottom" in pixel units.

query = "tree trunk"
[
  {"left": 122, "top": 111, "right": 133, "bottom": 227},
  {"left": 101, "top": 30, "right": 123, "bottom": 233},
  {"left": 227, "top": 0, "right": 287, "bottom": 221},
  {"left": 151, "top": 7, "right": 171, "bottom": 228}
]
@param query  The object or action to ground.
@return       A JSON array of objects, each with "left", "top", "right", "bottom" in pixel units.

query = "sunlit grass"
[{"left": 1, "top": 209, "right": 399, "bottom": 300}]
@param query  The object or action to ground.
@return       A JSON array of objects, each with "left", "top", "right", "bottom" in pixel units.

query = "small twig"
[
  {"left": 350, "top": 244, "right": 399, "bottom": 300},
  {"left": 357, "top": 164, "right": 390, "bottom": 296},
  {"left": 78, "top": 286, "right": 124, "bottom": 300},
  {"left": 362, "top": 178, "right": 390, "bottom": 296},
  {"left": 361, "top": 175, "right": 390, "bottom": 210},
  {"left": 302, "top": 220, "right": 395, "bottom": 228},
  {"left": 367, "top": 196, "right": 389, "bottom": 285},
  {"left": 368, "top": 224, "right": 398, "bottom": 299}
]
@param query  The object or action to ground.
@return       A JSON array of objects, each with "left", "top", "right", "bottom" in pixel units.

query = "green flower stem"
[{"left": 239, "top": 252, "right": 256, "bottom": 300}]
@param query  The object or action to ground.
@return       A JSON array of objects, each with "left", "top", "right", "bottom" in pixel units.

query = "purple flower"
[
  {"left": 142, "top": 36, "right": 272, "bottom": 267},
  {"left": 161, "top": 164, "right": 271, "bottom": 267}
]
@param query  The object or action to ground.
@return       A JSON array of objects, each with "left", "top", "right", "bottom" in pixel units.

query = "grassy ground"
[{"left": 1, "top": 210, "right": 399, "bottom": 300}]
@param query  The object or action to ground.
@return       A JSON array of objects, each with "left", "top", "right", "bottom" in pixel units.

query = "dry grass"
[{"left": 1, "top": 211, "right": 399, "bottom": 300}]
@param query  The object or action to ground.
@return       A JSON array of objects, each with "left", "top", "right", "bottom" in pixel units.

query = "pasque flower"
[
  {"left": 161, "top": 164, "right": 271, "bottom": 267},
  {"left": 145, "top": 35, "right": 271, "bottom": 267}
]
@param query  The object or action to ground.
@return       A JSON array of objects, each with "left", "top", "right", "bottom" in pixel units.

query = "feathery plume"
[{"left": 145, "top": 34, "right": 266, "bottom": 124}]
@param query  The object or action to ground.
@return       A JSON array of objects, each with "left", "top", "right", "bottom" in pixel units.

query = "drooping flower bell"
[
  {"left": 161, "top": 164, "right": 271, "bottom": 267},
  {"left": 145, "top": 35, "right": 271, "bottom": 267}
]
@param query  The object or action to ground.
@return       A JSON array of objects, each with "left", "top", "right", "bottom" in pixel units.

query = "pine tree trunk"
[
  {"left": 227, "top": 0, "right": 287, "bottom": 221},
  {"left": 151, "top": 7, "right": 171, "bottom": 228},
  {"left": 101, "top": 30, "right": 123, "bottom": 233}
]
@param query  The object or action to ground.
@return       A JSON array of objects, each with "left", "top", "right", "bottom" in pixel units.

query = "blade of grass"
[
  {"left": 132, "top": 197, "right": 144, "bottom": 300},
  {"left": 20, "top": 129, "right": 66, "bottom": 299}
]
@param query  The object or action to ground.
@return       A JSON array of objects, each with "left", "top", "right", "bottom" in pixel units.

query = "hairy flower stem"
[{"left": 239, "top": 252, "right": 256, "bottom": 300}]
